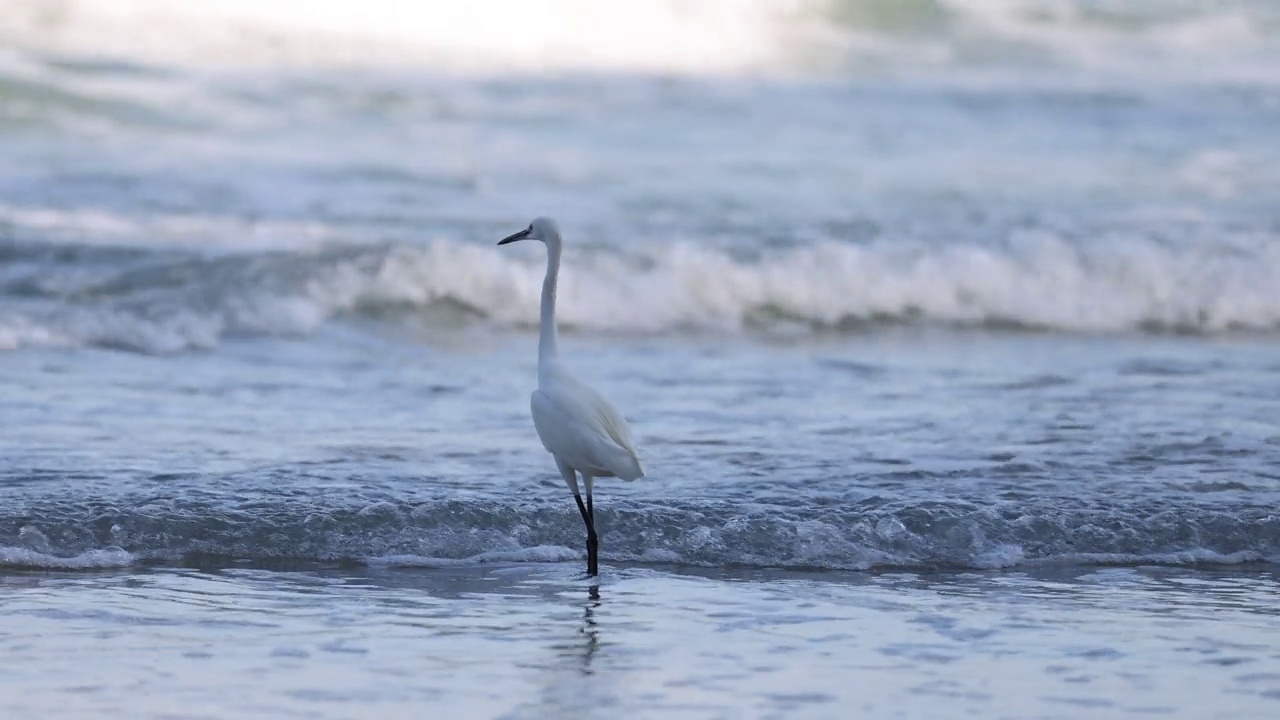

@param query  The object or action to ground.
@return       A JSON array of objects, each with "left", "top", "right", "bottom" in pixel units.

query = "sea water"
[{"left": 2, "top": 1, "right": 1279, "bottom": 717}]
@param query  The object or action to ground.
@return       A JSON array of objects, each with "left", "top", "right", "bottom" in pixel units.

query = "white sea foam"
[
  {"left": 293, "top": 232, "right": 1280, "bottom": 336},
  {"left": 2, "top": 0, "right": 1277, "bottom": 84},
  {"left": 0, "top": 545, "right": 137, "bottom": 570},
  {"left": 401, "top": 233, "right": 1280, "bottom": 335},
  {"left": 0, "top": 0, "right": 813, "bottom": 75}
]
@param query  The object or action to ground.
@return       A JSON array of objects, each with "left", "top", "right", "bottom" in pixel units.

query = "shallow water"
[
  {"left": 3, "top": 564, "right": 1279, "bottom": 719},
  {"left": 4, "top": 331, "right": 1278, "bottom": 572},
  {"left": 2, "top": 1, "right": 1279, "bottom": 717}
]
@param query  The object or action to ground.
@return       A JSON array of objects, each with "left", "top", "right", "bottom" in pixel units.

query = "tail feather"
[{"left": 600, "top": 443, "right": 644, "bottom": 481}]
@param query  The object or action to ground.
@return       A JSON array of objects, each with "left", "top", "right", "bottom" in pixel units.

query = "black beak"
[{"left": 498, "top": 228, "right": 531, "bottom": 245}]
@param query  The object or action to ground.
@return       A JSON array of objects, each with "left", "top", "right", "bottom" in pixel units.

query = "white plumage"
[
  {"left": 532, "top": 367, "right": 644, "bottom": 481},
  {"left": 499, "top": 216, "right": 644, "bottom": 576}
]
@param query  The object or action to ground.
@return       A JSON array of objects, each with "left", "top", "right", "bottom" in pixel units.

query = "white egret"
[{"left": 499, "top": 217, "right": 644, "bottom": 576}]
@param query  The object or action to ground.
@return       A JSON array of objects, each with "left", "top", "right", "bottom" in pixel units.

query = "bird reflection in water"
[
  {"left": 578, "top": 585, "right": 601, "bottom": 675},
  {"left": 521, "top": 584, "right": 611, "bottom": 717}
]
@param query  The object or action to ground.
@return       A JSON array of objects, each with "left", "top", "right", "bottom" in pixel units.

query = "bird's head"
[{"left": 498, "top": 216, "right": 561, "bottom": 246}]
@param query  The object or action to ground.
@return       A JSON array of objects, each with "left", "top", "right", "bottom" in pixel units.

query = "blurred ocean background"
[{"left": 2, "top": 1, "right": 1279, "bottom": 717}]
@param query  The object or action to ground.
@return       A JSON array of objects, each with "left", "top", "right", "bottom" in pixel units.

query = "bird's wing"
[
  {"left": 583, "top": 384, "right": 637, "bottom": 454},
  {"left": 531, "top": 383, "right": 644, "bottom": 480}
]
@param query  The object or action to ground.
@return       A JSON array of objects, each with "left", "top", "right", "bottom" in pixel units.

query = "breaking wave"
[
  {"left": 1, "top": 0, "right": 1277, "bottom": 83},
  {"left": 1, "top": 490, "right": 1276, "bottom": 571},
  {"left": 2, "top": 231, "right": 1279, "bottom": 352},
  {"left": 1, "top": 0, "right": 812, "bottom": 75}
]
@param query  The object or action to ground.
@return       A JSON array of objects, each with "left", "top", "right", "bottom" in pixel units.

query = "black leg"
[
  {"left": 586, "top": 493, "right": 598, "bottom": 576},
  {"left": 572, "top": 494, "right": 598, "bottom": 576}
]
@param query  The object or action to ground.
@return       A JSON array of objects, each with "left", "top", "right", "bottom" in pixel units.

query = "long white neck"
[{"left": 537, "top": 234, "right": 562, "bottom": 381}]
